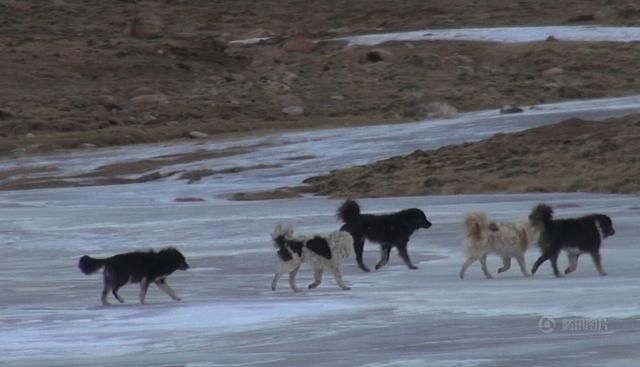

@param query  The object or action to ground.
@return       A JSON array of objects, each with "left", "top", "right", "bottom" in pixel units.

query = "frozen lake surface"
[
  {"left": 332, "top": 25, "right": 640, "bottom": 45},
  {"left": 2, "top": 95, "right": 640, "bottom": 366}
]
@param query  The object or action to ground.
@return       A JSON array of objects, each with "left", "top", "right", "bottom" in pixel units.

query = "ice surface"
[
  {"left": 2, "top": 96, "right": 640, "bottom": 365},
  {"left": 331, "top": 26, "right": 640, "bottom": 45}
]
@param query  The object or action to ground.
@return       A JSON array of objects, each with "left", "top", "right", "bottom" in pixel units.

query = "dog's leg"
[
  {"left": 112, "top": 287, "right": 125, "bottom": 303},
  {"left": 516, "top": 255, "right": 531, "bottom": 277},
  {"left": 549, "top": 251, "right": 562, "bottom": 278},
  {"left": 139, "top": 278, "right": 150, "bottom": 304},
  {"left": 375, "top": 247, "right": 392, "bottom": 271},
  {"left": 308, "top": 267, "right": 323, "bottom": 289},
  {"left": 459, "top": 257, "right": 477, "bottom": 280},
  {"left": 397, "top": 243, "right": 418, "bottom": 270},
  {"left": 590, "top": 251, "right": 608, "bottom": 276},
  {"left": 531, "top": 251, "right": 551, "bottom": 275},
  {"left": 332, "top": 265, "right": 351, "bottom": 290},
  {"left": 271, "top": 270, "right": 285, "bottom": 290},
  {"left": 101, "top": 271, "right": 113, "bottom": 306},
  {"left": 101, "top": 283, "right": 113, "bottom": 306},
  {"left": 565, "top": 253, "right": 579, "bottom": 275},
  {"left": 353, "top": 237, "right": 370, "bottom": 272},
  {"left": 497, "top": 256, "right": 511, "bottom": 274},
  {"left": 479, "top": 253, "right": 493, "bottom": 279},
  {"left": 156, "top": 278, "right": 181, "bottom": 301},
  {"left": 288, "top": 264, "right": 304, "bottom": 293}
]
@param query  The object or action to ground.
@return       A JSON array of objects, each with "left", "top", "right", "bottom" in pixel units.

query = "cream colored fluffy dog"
[
  {"left": 459, "top": 212, "right": 538, "bottom": 279},
  {"left": 271, "top": 224, "right": 353, "bottom": 292}
]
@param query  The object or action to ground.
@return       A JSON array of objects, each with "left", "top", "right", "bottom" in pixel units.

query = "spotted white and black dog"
[{"left": 271, "top": 224, "right": 353, "bottom": 292}]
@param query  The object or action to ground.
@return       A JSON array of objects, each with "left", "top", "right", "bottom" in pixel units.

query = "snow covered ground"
[{"left": 2, "top": 97, "right": 640, "bottom": 366}]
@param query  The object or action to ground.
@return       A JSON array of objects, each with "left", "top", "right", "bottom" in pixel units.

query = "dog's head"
[
  {"left": 595, "top": 214, "right": 615, "bottom": 238},
  {"left": 406, "top": 208, "right": 432, "bottom": 230},
  {"left": 529, "top": 203, "right": 553, "bottom": 227},
  {"left": 271, "top": 223, "right": 294, "bottom": 246},
  {"left": 160, "top": 247, "right": 190, "bottom": 271}
]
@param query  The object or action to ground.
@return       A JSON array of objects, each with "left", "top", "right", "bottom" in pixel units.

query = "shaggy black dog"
[
  {"left": 529, "top": 204, "right": 614, "bottom": 277},
  {"left": 337, "top": 199, "right": 432, "bottom": 272},
  {"left": 78, "top": 247, "right": 189, "bottom": 305}
]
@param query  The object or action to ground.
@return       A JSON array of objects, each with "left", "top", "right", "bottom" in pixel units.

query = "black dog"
[
  {"left": 78, "top": 247, "right": 189, "bottom": 305},
  {"left": 337, "top": 199, "right": 432, "bottom": 272},
  {"left": 529, "top": 204, "right": 614, "bottom": 277}
]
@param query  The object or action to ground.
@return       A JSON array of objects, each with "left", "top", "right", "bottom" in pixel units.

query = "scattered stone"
[
  {"left": 130, "top": 94, "right": 169, "bottom": 105},
  {"left": 361, "top": 48, "right": 394, "bottom": 63},
  {"left": 0, "top": 109, "right": 13, "bottom": 120},
  {"left": 123, "top": 13, "right": 163, "bottom": 38},
  {"left": 166, "top": 121, "right": 180, "bottom": 127},
  {"left": 567, "top": 14, "right": 595, "bottom": 22},
  {"left": 283, "top": 37, "right": 318, "bottom": 53},
  {"left": 282, "top": 105, "right": 304, "bottom": 116},
  {"left": 187, "top": 131, "right": 209, "bottom": 139},
  {"left": 26, "top": 133, "right": 35, "bottom": 138},
  {"left": 275, "top": 94, "right": 303, "bottom": 108},
  {"left": 416, "top": 102, "right": 457, "bottom": 119},
  {"left": 330, "top": 95, "right": 345, "bottom": 100},
  {"left": 500, "top": 104, "right": 524, "bottom": 114},
  {"left": 541, "top": 67, "right": 564, "bottom": 77},
  {"left": 545, "top": 35, "right": 559, "bottom": 42},
  {"left": 79, "top": 143, "right": 97, "bottom": 149}
]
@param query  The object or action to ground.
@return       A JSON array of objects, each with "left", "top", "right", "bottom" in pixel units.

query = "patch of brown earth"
[
  {"left": 233, "top": 114, "right": 640, "bottom": 199},
  {"left": 2, "top": 0, "right": 640, "bottom": 156}
]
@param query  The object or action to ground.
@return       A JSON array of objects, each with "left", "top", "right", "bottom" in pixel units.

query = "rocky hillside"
[
  {"left": 2, "top": 0, "right": 640, "bottom": 156},
  {"left": 288, "top": 114, "right": 640, "bottom": 198}
]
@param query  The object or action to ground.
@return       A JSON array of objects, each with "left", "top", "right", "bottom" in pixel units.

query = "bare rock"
[
  {"left": 416, "top": 102, "right": 457, "bottom": 119},
  {"left": 283, "top": 37, "right": 318, "bottom": 53},
  {"left": 282, "top": 106, "right": 304, "bottom": 116},
  {"left": 500, "top": 104, "right": 524, "bottom": 114},
  {"left": 275, "top": 94, "right": 303, "bottom": 108},
  {"left": 542, "top": 67, "right": 565, "bottom": 77},
  {"left": 130, "top": 94, "right": 169, "bottom": 105},
  {"left": 187, "top": 131, "right": 209, "bottom": 139},
  {"left": 123, "top": 13, "right": 164, "bottom": 39}
]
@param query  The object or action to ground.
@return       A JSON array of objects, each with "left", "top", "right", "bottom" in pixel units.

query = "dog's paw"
[
  {"left": 293, "top": 288, "right": 304, "bottom": 293},
  {"left": 497, "top": 268, "right": 506, "bottom": 274},
  {"left": 341, "top": 286, "right": 352, "bottom": 291},
  {"left": 409, "top": 265, "right": 419, "bottom": 270},
  {"left": 600, "top": 272, "right": 608, "bottom": 276},
  {"left": 564, "top": 267, "right": 572, "bottom": 275}
]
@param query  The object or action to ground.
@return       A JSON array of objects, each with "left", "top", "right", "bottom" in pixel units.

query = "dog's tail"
[
  {"left": 463, "top": 212, "right": 488, "bottom": 243},
  {"left": 78, "top": 255, "right": 107, "bottom": 275},
  {"left": 337, "top": 199, "right": 360, "bottom": 224},
  {"left": 271, "top": 223, "right": 294, "bottom": 248},
  {"left": 329, "top": 230, "right": 354, "bottom": 260}
]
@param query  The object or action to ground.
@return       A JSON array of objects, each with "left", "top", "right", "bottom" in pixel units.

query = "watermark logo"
[
  {"left": 538, "top": 316, "right": 608, "bottom": 334},
  {"left": 538, "top": 316, "right": 556, "bottom": 334}
]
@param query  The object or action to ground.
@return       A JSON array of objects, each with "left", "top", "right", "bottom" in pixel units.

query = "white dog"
[
  {"left": 459, "top": 212, "right": 538, "bottom": 279},
  {"left": 271, "top": 224, "right": 353, "bottom": 292}
]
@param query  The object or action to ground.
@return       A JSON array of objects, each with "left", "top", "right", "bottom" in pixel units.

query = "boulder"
[{"left": 282, "top": 106, "right": 304, "bottom": 116}]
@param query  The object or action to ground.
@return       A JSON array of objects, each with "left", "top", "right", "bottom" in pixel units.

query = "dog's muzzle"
[
  {"left": 423, "top": 221, "right": 432, "bottom": 229},
  {"left": 179, "top": 263, "right": 190, "bottom": 270}
]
